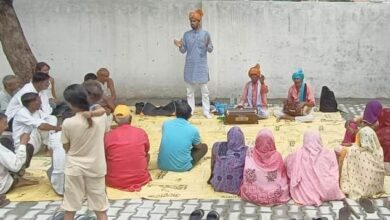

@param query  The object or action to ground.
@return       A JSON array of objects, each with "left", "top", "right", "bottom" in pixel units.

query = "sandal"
[
  {"left": 338, "top": 206, "right": 351, "bottom": 220},
  {"left": 0, "top": 198, "right": 10, "bottom": 208},
  {"left": 206, "top": 210, "right": 220, "bottom": 220},
  {"left": 359, "top": 198, "right": 375, "bottom": 213},
  {"left": 190, "top": 209, "right": 205, "bottom": 220}
]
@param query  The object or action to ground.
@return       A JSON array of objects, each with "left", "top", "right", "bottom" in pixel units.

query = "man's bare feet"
[{"left": 14, "top": 177, "right": 39, "bottom": 188}]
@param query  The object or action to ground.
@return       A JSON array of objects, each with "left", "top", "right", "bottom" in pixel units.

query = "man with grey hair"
[
  {"left": 0, "top": 75, "right": 20, "bottom": 113},
  {"left": 104, "top": 105, "right": 151, "bottom": 191}
]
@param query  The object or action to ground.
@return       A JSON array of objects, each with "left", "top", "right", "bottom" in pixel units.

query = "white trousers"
[
  {"left": 29, "top": 115, "right": 65, "bottom": 195},
  {"left": 186, "top": 82, "right": 210, "bottom": 115}
]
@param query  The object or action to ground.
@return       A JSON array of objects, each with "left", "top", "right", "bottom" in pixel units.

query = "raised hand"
[{"left": 174, "top": 39, "right": 183, "bottom": 48}]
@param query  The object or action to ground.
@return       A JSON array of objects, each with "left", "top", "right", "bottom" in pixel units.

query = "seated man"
[
  {"left": 274, "top": 69, "right": 315, "bottom": 122},
  {"left": 104, "top": 105, "right": 151, "bottom": 191},
  {"left": 237, "top": 63, "right": 269, "bottom": 119},
  {"left": 0, "top": 75, "right": 20, "bottom": 113},
  {"left": 0, "top": 113, "right": 37, "bottom": 197},
  {"left": 12, "top": 93, "right": 64, "bottom": 195},
  {"left": 83, "top": 80, "right": 114, "bottom": 130},
  {"left": 158, "top": 100, "right": 208, "bottom": 172},
  {"left": 97, "top": 68, "right": 116, "bottom": 101},
  {"left": 6, "top": 72, "right": 54, "bottom": 129},
  {"left": 83, "top": 73, "right": 97, "bottom": 82}
]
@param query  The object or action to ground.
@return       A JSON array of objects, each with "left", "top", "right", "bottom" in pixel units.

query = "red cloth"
[
  {"left": 251, "top": 81, "right": 258, "bottom": 107},
  {"left": 104, "top": 124, "right": 151, "bottom": 191},
  {"left": 377, "top": 108, "right": 390, "bottom": 162}
]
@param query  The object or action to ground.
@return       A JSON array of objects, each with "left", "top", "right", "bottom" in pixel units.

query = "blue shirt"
[
  {"left": 158, "top": 118, "right": 201, "bottom": 172},
  {"left": 180, "top": 29, "right": 213, "bottom": 84}
]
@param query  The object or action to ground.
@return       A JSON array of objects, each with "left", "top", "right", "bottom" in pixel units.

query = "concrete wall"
[{"left": 0, "top": 0, "right": 389, "bottom": 99}]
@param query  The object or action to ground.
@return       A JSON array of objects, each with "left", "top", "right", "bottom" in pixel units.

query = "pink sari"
[
  {"left": 239, "top": 128, "right": 290, "bottom": 205},
  {"left": 285, "top": 130, "right": 345, "bottom": 206}
]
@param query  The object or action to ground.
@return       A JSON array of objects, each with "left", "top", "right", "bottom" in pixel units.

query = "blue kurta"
[{"left": 180, "top": 29, "right": 213, "bottom": 84}]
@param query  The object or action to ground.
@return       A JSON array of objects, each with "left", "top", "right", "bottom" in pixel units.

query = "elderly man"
[
  {"left": 158, "top": 100, "right": 208, "bottom": 172},
  {"left": 0, "top": 75, "right": 20, "bottom": 113},
  {"left": 237, "top": 64, "right": 269, "bottom": 119},
  {"left": 174, "top": 9, "right": 214, "bottom": 119},
  {"left": 104, "top": 105, "right": 151, "bottom": 191},
  {"left": 0, "top": 112, "right": 37, "bottom": 199},
  {"left": 274, "top": 69, "right": 315, "bottom": 122}
]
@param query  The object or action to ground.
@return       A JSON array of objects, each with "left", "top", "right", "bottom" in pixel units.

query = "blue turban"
[
  {"left": 292, "top": 68, "right": 304, "bottom": 81},
  {"left": 292, "top": 68, "right": 305, "bottom": 102}
]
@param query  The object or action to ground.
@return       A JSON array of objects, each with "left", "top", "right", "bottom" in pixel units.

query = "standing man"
[{"left": 174, "top": 9, "right": 213, "bottom": 119}]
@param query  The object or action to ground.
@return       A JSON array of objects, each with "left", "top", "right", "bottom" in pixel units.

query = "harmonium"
[{"left": 224, "top": 108, "right": 258, "bottom": 125}]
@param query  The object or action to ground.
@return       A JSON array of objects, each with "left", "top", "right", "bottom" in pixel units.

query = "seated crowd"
[{"left": 0, "top": 62, "right": 389, "bottom": 218}]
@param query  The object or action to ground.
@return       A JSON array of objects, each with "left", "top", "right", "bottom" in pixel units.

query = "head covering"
[
  {"left": 363, "top": 100, "right": 383, "bottom": 125},
  {"left": 292, "top": 68, "right": 305, "bottom": 102},
  {"left": 189, "top": 9, "right": 203, "bottom": 21},
  {"left": 379, "top": 108, "right": 390, "bottom": 128},
  {"left": 114, "top": 105, "right": 131, "bottom": 118},
  {"left": 252, "top": 128, "right": 283, "bottom": 170},
  {"left": 248, "top": 64, "right": 261, "bottom": 78},
  {"left": 377, "top": 108, "right": 390, "bottom": 162},
  {"left": 340, "top": 126, "right": 385, "bottom": 199},
  {"left": 239, "top": 128, "right": 290, "bottom": 205},
  {"left": 226, "top": 126, "right": 246, "bottom": 151},
  {"left": 292, "top": 68, "right": 304, "bottom": 81},
  {"left": 209, "top": 126, "right": 248, "bottom": 194},
  {"left": 285, "top": 130, "right": 345, "bottom": 205},
  {"left": 355, "top": 126, "right": 381, "bottom": 153}
]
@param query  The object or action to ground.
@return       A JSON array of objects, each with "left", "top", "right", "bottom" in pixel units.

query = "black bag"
[
  {"left": 319, "top": 86, "right": 338, "bottom": 112},
  {"left": 137, "top": 101, "right": 176, "bottom": 116}
]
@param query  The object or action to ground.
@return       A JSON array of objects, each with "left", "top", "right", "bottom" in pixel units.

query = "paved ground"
[{"left": 1, "top": 99, "right": 390, "bottom": 220}]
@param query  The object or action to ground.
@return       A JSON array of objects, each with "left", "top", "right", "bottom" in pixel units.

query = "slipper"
[
  {"left": 338, "top": 206, "right": 351, "bottom": 220},
  {"left": 0, "top": 198, "right": 10, "bottom": 208},
  {"left": 190, "top": 209, "right": 205, "bottom": 220},
  {"left": 359, "top": 198, "right": 375, "bottom": 213},
  {"left": 206, "top": 210, "right": 220, "bottom": 220},
  {"left": 52, "top": 212, "right": 64, "bottom": 220}
]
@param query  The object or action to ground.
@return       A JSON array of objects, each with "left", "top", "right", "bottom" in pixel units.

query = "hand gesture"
[
  {"left": 205, "top": 35, "right": 211, "bottom": 46},
  {"left": 82, "top": 111, "right": 92, "bottom": 119},
  {"left": 260, "top": 75, "right": 265, "bottom": 84},
  {"left": 20, "top": 133, "right": 30, "bottom": 145},
  {"left": 174, "top": 39, "right": 183, "bottom": 48}
]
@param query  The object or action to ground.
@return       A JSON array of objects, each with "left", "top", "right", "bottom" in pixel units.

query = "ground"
[{"left": 1, "top": 99, "right": 390, "bottom": 220}]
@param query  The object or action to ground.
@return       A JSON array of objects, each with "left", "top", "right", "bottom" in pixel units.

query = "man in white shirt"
[
  {"left": 13, "top": 92, "right": 64, "bottom": 195},
  {"left": 0, "top": 112, "right": 37, "bottom": 198},
  {"left": 0, "top": 75, "right": 20, "bottom": 113},
  {"left": 6, "top": 72, "right": 53, "bottom": 129}
]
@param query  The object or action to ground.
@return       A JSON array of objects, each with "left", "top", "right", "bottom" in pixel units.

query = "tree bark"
[{"left": 0, "top": 0, "right": 36, "bottom": 83}]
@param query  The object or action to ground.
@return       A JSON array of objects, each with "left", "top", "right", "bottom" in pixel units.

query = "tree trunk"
[{"left": 0, "top": 0, "right": 36, "bottom": 83}]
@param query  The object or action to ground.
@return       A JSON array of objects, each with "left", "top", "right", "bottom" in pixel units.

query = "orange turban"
[
  {"left": 248, "top": 64, "right": 261, "bottom": 77},
  {"left": 189, "top": 9, "right": 203, "bottom": 21}
]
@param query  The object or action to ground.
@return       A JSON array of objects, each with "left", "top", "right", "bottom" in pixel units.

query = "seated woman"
[
  {"left": 274, "top": 69, "right": 315, "bottom": 123},
  {"left": 237, "top": 64, "right": 269, "bottom": 119},
  {"left": 208, "top": 126, "right": 248, "bottom": 194},
  {"left": 339, "top": 127, "right": 385, "bottom": 201},
  {"left": 377, "top": 108, "right": 390, "bottom": 175},
  {"left": 341, "top": 100, "right": 383, "bottom": 146},
  {"left": 239, "top": 128, "right": 290, "bottom": 205},
  {"left": 285, "top": 130, "right": 344, "bottom": 206}
]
